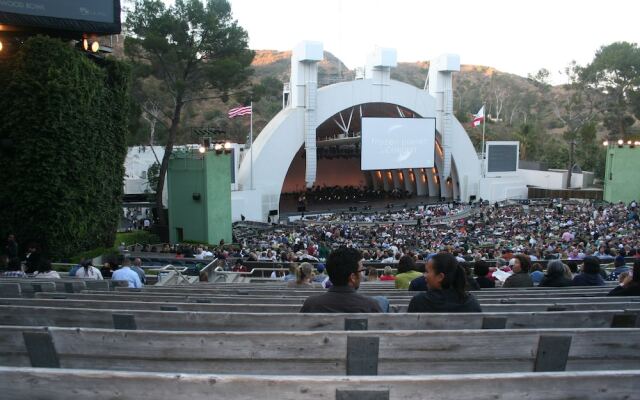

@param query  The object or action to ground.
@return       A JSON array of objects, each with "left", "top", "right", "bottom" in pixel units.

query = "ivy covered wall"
[{"left": 0, "top": 36, "right": 130, "bottom": 259}]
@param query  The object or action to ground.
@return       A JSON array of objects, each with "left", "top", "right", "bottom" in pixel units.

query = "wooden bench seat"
[
  {"left": 0, "top": 304, "right": 637, "bottom": 331},
  {"left": 6, "top": 294, "right": 640, "bottom": 313},
  {"left": 1, "top": 367, "right": 637, "bottom": 400},
  {"left": 1, "top": 326, "right": 639, "bottom": 375}
]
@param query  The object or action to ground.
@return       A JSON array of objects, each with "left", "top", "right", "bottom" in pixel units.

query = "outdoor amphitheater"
[{"left": 1, "top": 1, "right": 640, "bottom": 399}]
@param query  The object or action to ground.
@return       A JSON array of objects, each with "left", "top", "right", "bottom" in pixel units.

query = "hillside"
[{"left": 118, "top": 41, "right": 608, "bottom": 174}]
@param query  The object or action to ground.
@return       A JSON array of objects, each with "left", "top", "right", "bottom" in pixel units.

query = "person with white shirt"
[
  {"left": 111, "top": 263, "right": 143, "bottom": 288},
  {"left": 74, "top": 260, "right": 103, "bottom": 280}
]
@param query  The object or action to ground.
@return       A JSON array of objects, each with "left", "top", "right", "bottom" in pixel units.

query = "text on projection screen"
[{"left": 360, "top": 117, "right": 435, "bottom": 171}]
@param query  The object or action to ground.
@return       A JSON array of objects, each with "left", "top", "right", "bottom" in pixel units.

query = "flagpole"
[
  {"left": 250, "top": 101, "right": 254, "bottom": 190},
  {"left": 481, "top": 102, "right": 486, "bottom": 178}
]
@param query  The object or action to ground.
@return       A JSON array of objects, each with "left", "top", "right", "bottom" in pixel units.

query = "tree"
[
  {"left": 579, "top": 42, "right": 640, "bottom": 139},
  {"left": 554, "top": 61, "right": 599, "bottom": 188},
  {"left": 125, "top": 0, "right": 254, "bottom": 227}
]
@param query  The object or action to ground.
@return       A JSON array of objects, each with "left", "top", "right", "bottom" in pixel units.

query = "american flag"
[{"left": 228, "top": 105, "right": 252, "bottom": 118}]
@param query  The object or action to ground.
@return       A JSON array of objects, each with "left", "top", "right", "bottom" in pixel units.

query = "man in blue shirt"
[{"left": 112, "top": 263, "right": 143, "bottom": 288}]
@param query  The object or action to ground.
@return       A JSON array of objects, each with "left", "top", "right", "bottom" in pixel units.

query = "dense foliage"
[{"left": 0, "top": 36, "right": 130, "bottom": 259}]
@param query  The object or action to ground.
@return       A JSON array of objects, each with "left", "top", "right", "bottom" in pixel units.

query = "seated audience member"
[
  {"left": 111, "top": 260, "right": 143, "bottom": 288},
  {"left": 379, "top": 266, "right": 396, "bottom": 281},
  {"left": 74, "top": 259, "right": 103, "bottom": 280},
  {"left": 503, "top": 254, "right": 533, "bottom": 288},
  {"left": 408, "top": 252, "right": 482, "bottom": 313},
  {"left": 100, "top": 260, "right": 115, "bottom": 279},
  {"left": 287, "top": 262, "right": 314, "bottom": 288},
  {"left": 367, "top": 266, "right": 379, "bottom": 281},
  {"left": 529, "top": 263, "right": 544, "bottom": 285},
  {"left": 24, "top": 244, "right": 41, "bottom": 274},
  {"left": 462, "top": 262, "right": 480, "bottom": 290},
  {"left": 539, "top": 260, "right": 573, "bottom": 287},
  {"left": 283, "top": 264, "right": 297, "bottom": 282},
  {"left": 0, "top": 257, "right": 27, "bottom": 278},
  {"left": 474, "top": 260, "right": 495, "bottom": 288},
  {"left": 608, "top": 260, "right": 640, "bottom": 296},
  {"left": 607, "top": 255, "right": 630, "bottom": 281},
  {"left": 572, "top": 256, "right": 605, "bottom": 286},
  {"left": 395, "top": 255, "right": 423, "bottom": 290},
  {"left": 300, "top": 247, "right": 382, "bottom": 313},
  {"left": 312, "top": 264, "right": 331, "bottom": 287},
  {"left": 33, "top": 260, "right": 61, "bottom": 279},
  {"left": 131, "top": 258, "right": 147, "bottom": 284}
]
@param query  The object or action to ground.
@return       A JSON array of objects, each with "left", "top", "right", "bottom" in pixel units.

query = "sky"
[{"left": 166, "top": 0, "right": 640, "bottom": 85}]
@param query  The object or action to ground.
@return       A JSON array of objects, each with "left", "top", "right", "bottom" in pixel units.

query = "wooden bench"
[
  {"left": 0, "top": 305, "right": 637, "bottom": 331},
  {"left": 32, "top": 291, "right": 640, "bottom": 305},
  {"left": 2, "top": 326, "right": 639, "bottom": 375},
  {"left": 1, "top": 367, "right": 637, "bottom": 400},
  {"left": 114, "top": 286, "right": 618, "bottom": 298},
  {"left": 0, "top": 294, "right": 640, "bottom": 313}
]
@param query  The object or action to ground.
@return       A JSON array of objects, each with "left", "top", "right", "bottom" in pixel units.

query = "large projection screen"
[
  {"left": 486, "top": 141, "right": 519, "bottom": 175},
  {"left": 361, "top": 117, "right": 435, "bottom": 171}
]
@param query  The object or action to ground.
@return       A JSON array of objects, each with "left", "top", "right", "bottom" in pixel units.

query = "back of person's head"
[
  {"left": 430, "top": 252, "right": 468, "bottom": 301},
  {"left": 122, "top": 258, "right": 132, "bottom": 267},
  {"left": 81, "top": 258, "right": 92, "bottom": 272},
  {"left": 367, "top": 266, "right": 378, "bottom": 280},
  {"left": 397, "top": 255, "right": 416, "bottom": 273},
  {"left": 614, "top": 255, "right": 626, "bottom": 268},
  {"left": 546, "top": 260, "right": 565, "bottom": 277},
  {"left": 566, "top": 261, "right": 578, "bottom": 274},
  {"left": 37, "top": 259, "right": 52, "bottom": 273},
  {"left": 474, "top": 260, "right": 490, "bottom": 277},
  {"left": 383, "top": 265, "right": 393, "bottom": 276},
  {"left": 582, "top": 256, "right": 601, "bottom": 274},
  {"left": 297, "top": 262, "right": 314, "bottom": 283},
  {"left": 562, "top": 264, "right": 573, "bottom": 280},
  {"left": 514, "top": 254, "right": 531, "bottom": 273},
  {"left": 531, "top": 263, "right": 543, "bottom": 272},
  {"left": 326, "top": 247, "right": 362, "bottom": 286}
]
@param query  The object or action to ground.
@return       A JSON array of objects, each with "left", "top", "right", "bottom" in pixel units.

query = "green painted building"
[
  {"left": 167, "top": 150, "right": 232, "bottom": 245},
  {"left": 603, "top": 143, "right": 640, "bottom": 204}
]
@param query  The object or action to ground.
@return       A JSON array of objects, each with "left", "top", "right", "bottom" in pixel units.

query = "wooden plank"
[
  {"left": 0, "top": 326, "right": 638, "bottom": 375},
  {"left": 32, "top": 292, "right": 640, "bottom": 305},
  {"left": 0, "top": 367, "right": 638, "bottom": 400},
  {"left": 18, "top": 296, "right": 640, "bottom": 313},
  {"left": 0, "top": 305, "right": 636, "bottom": 331}
]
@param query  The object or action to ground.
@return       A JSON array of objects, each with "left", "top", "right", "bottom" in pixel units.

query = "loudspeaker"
[
  {"left": 268, "top": 209, "right": 278, "bottom": 216},
  {"left": 192, "top": 193, "right": 201, "bottom": 201}
]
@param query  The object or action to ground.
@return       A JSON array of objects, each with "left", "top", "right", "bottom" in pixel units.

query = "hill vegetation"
[{"left": 123, "top": 44, "right": 640, "bottom": 180}]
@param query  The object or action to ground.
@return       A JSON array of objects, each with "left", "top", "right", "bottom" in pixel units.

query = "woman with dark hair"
[
  {"left": 407, "top": 253, "right": 482, "bottom": 312},
  {"left": 608, "top": 260, "right": 640, "bottom": 296},
  {"left": 33, "top": 259, "right": 60, "bottom": 279},
  {"left": 474, "top": 260, "right": 495, "bottom": 288},
  {"left": 395, "top": 255, "right": 422, "bottom": 289},
  {"left": 74, "top": 259, "right": 103, "bottom": 280},
  {"left": 100, "top": 259, "right": 116, "bottom": 279},
  {"left": 503, "top": 254, "right": 533, "bottom": 288},
  {"left": 572, "top": 256, "right": 605, "bottom": 286},
  {"left": 539, "top": 260, "right": 573, "bottom": 287}
]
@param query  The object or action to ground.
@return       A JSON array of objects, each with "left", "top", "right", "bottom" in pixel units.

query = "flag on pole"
[
  {"left": 228, "top": 105, "right": 252, "bottom": 118},
  {"left": 471, "top": 105, "right": 485, "bottom": 127}
]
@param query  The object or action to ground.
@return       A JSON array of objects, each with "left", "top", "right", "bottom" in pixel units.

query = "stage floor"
[{"left": 278, "top": 195, "right": 449, "bottom": 219}]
